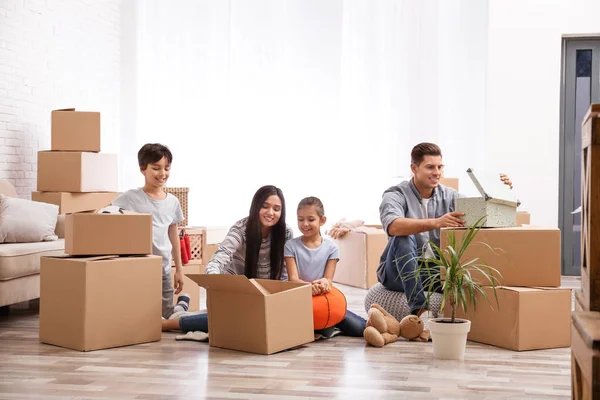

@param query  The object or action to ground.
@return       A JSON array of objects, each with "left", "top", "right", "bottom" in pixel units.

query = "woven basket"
[{"left": 162, "top": 187, "right": 189, "bottom": 227}]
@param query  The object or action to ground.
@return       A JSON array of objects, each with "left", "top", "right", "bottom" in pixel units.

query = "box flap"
[
  {"left": 186, "top": 274, "right": 270, "bottom": 296},
  {"left": 44, "top": 255, "right": 120, "bottom": 262},
  {"left": 500, "top": 286, "right": 569, "bottom": 293},
  {"left": 465, "top": 168, "right": 520, "bottom": 206},
  {"left": 53, "top": 108, "right": 76, "bottom": 112}
]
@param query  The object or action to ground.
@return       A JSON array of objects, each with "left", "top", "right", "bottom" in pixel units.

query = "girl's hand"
[
  {"left": 312, "top": 278, "right": 331, "bottom": 294},
  {"left": 311, "top": 282, "right": 322, "bottom": 296}
]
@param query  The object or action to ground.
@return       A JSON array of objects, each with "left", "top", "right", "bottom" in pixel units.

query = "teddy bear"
[{"left": 363, "top": 303, "right": 430, "bottom": 347}]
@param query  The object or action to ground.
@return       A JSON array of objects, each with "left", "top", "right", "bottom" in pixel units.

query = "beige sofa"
[{"left": 0, "top": 180, "right": 65, "bottom": 308}]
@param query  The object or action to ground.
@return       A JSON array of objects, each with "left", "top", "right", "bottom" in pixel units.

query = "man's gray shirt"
[{"left": 379, "top": 179, "right": 460, "bottom": 263}]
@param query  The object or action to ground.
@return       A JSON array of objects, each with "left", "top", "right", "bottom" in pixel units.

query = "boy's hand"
[{"left": 174, "top": 271, "right": 184, "bottom": 295}]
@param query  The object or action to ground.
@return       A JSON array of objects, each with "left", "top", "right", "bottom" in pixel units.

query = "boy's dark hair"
[
  {"left": 138, "top": 143, "right": 173, "bottom": 169},
  {"left": 297, "top": 196, "right": 325, "bottom": 218},
  {"left": 245, "top": 185, "right": 287, "bottom": 280},
  {"left": 410, "top": 142, "right": 442, "bottom": 165}
]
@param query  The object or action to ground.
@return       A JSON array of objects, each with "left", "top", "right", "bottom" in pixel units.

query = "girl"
[
  {"left": 284, "top": 196, "right": 366, "bottom": 337},
  {"left": 162, "top": 185, "right": 294, "bottom": 333}
]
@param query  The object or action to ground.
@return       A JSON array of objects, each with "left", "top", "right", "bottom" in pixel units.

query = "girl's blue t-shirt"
[{"left": 284, "top": 237, "right": 339, "bottom": 282}]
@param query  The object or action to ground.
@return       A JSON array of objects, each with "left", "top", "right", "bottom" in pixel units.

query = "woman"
[{"left": 162, "top": 185, "right": 293, "bottom": 333}]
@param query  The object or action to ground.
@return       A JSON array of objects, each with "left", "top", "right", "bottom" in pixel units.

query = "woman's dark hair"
[
  {"left": 138, "top": 143, "right": 173, "bottom": 169},
  {"left": 245, "top": 185, "right": 286, "bottom": 280}
]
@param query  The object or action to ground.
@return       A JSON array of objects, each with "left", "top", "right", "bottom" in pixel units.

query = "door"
[{"left": 559, "top": 38, "right": 600, "bottom": 275}]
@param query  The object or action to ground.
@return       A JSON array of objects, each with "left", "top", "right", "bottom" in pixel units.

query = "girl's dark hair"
[
  {"left": 138, "top": 143, "right": 173, "bottom": 169},
  {"left": 245, "top": 185, "right": 286, "bottom": 280},
  {"left": 297, "top": 196, "right": 325, "bottom": 218}
]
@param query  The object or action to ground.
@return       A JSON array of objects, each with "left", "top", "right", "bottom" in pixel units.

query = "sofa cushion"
[
  {"left": 0, "top": 240, "right": 65, "bottom": 280},
  {"left": 0, "top": 194, "right": 59, "bottom": 243}
]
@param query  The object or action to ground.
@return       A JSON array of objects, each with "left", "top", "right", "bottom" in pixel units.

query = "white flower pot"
[{"left": 429, "top": 318, "right": 471, "bottom": 360}]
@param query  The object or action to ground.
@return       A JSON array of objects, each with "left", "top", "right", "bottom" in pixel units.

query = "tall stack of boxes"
[
  {"left": 33, "top": 108, "right": 119, "bottom": 213},
  {"left": 444, "top": 171, "right": 571, "bottom": 351},
  {"left": 37, "top": 108, "right": 162, "bottom": 351}
]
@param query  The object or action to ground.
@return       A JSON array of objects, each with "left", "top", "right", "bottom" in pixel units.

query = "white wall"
[
  {"left": 487, "top": 0, "right": 600, "bottom": 227},
  {"left": 125, "top": 0, "right": 489, "bottom": 231},
  {"left": 0, "top": 0, "right": 121, "bottom": 198}
]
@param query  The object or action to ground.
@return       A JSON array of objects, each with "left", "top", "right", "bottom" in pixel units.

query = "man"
[{"left": 376, "top": 142, "right": 512, "bottom": 326}]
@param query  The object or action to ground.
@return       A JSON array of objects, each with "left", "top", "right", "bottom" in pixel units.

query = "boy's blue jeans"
[
  {"left": 380, "top": 235, "right": 442, "bottom": 315},
  {"left": 179, "top": 310, "right": 366, "bottom": 337}
]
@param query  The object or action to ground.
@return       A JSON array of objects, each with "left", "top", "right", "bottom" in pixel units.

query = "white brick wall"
[{"left": 0, "top": 0, "right": 121, "bottom": 198}]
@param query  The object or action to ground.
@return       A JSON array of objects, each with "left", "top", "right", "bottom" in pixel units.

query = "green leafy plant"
[{"left": 398, "top": 216, "right": 503, "bottom": 323}]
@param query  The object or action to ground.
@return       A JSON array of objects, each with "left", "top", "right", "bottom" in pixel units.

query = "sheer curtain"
[{"left": 123, "top": 0, "right": 488, "bottom": 229}]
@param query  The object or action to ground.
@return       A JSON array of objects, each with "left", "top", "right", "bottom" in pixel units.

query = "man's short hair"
[{"left": 411, "top": 142, "right": 442, "bottom": 165}]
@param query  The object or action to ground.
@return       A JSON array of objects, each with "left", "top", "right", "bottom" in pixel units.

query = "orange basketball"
[{"left": 312, "top": 286, "right": 347, "bottom": 330}]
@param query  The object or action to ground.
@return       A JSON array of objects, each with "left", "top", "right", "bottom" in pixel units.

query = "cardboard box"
[
  {"left": 65, "top": 211, "right": 152, "bottom": 256},
  {"left": 440, "top": 227, "right": 561, "bottom": 287},
  {"left": 202, "top": 243, "right": 219, "bottom": 264},
  {"left": 440, "top": 177, "right": 459, "bottom": 191},
  {"left": 334, "top": 228, "right": 387, "bottom": 289},
  {"left": 450, "top": 286, "right": 571, "bottom": 351},
  {"left": 188, "top": 274, "right": 314, "bottom": 354},
  {"left": 516, "top": 211, "right": 531, "bottom": 226},
  {"left": 51, "top": 108, "right": 101, "bottom": 152},
  {"left": 37, "top": 151, "right": 118, "bottom": 193},
  {"left": 171, "top": 261, "right": 205, "bottom": 312},
  {"left": 32, "top": 191, "right": 120, "bottom": 214},
  {"left": 40, "top": 255, "right": 162, "bottom": 351}
]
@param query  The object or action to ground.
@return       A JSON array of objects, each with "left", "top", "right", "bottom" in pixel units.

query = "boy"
[{"left": 112, "top": 143, "right": 188, "bottom": 319}]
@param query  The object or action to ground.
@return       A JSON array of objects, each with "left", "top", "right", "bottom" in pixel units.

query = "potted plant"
[{"left": 402, "top": 216, "right": 502, "bottom": 360}]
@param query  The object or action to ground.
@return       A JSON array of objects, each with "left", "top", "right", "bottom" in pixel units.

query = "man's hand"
[
  {"left": 174, "top": 270, "right": 184, "bottom": 295},
  {"left": 436, "top": 211, "right": 465, "bottom": 229},
  {"left": 500, "top": 173, "right": 513, "bottom": 189}
]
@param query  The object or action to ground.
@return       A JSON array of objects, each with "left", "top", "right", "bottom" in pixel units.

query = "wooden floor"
[{"left": 0, "top": 277, "right": 579, "bottom": 399}]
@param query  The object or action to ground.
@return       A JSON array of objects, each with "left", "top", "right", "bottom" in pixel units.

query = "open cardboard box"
[
  {"left": 65, "top": 210, "right": 152, "bottom": 256},
  {"left": 40, "top": 255, "right": 162, "bottom": 351},
  {"left": 187, "top": 274, "right": 314, "bottom": 354}
]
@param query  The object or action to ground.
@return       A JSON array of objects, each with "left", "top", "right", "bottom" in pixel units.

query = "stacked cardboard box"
[
  {"left": 441, "top": 222, "right": 571, "bottom": 351},
  {"left": 33, "top": 108, "right": 119, "bottom": 213},
  {"left": 40, "top": 211, "right": 161, "bottom": 351},
  {"left": 37, "top": 108, "right": 162, "bottom": 351}
]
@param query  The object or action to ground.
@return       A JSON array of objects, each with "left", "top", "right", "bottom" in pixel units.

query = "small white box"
[{"left": 455, "top": 168, "right": 519, "bottom": 228}]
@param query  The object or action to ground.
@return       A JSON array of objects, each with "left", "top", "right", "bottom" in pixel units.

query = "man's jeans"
[{"left": 380, "top": 235, "right": 442, "bottom": 314}]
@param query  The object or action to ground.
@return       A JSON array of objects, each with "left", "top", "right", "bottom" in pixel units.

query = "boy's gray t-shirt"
[
  {"left": 112, "top": 188, "right": 184, "bottom": 272},
  {"left": 284, "top": 237, "right": 339, "bottom": 282}
]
